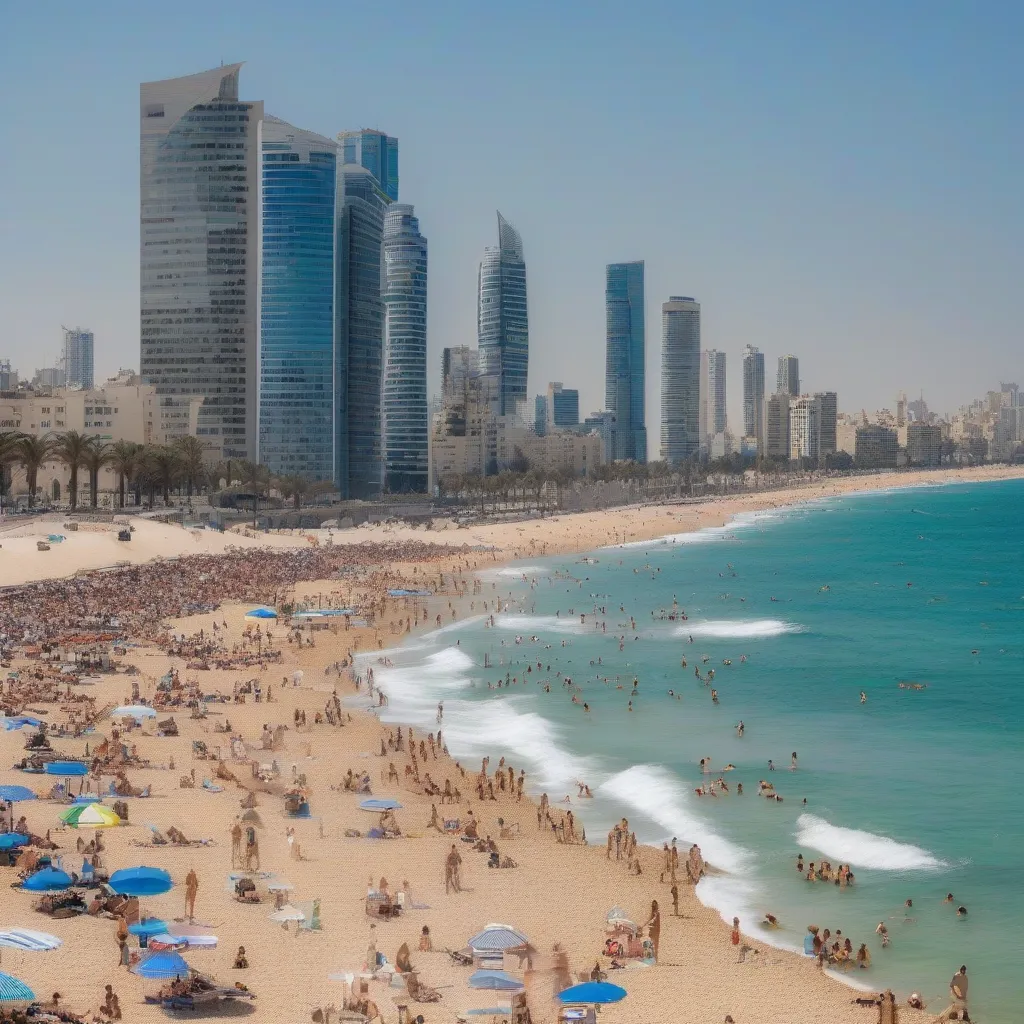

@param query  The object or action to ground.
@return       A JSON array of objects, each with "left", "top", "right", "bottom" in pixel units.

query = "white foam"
[
  {"left": 598, "top": 765, "right": 751, "bottom": 873},
  {"left": 480, "top": 565, "right": 549, "bottom": 579},
  {"left": 493, "top": 614, "right": 588, "bottom": 635},
  {"left": 675, "top": 619, "right": 805, "bottom": 639},
  {"left": 795, "top": 814, "right": 948, "bottom": 872}
]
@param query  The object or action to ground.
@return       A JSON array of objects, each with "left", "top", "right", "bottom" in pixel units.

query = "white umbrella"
[
  {"left": 267, "top": 881, "right": 295, "bottom": 892},
  {"left": 269, "top": 905, "right": 305, "bottom": 923},
  {"left": 111, "top": 705, "right": 157, "bottom": 721}
]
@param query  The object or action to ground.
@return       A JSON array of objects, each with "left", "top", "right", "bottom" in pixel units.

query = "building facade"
[
  {"left": 660, "top": 296, "right": 701, "bottom": 464},
  {"left": 789, "top": 395, "right": 821, "bottom": 461},
  {"left": 478, "top": 212, "right": 529, "bottom": 418},
  {"left": 336, "top": 165, "right": 386, "bottom": 498},
  {"left": 257, "top": 116, "right": 337, "bottom": 482},
  {"left": 776, "top": 355, "right": 800, "bottom": 396},
  {"left": 62, "top": 328, "right": 94, "bottom": 390},
  {"left": 140, "top": 64, "right": 263, "bottom": 462},
  {"left": 906, "top": 422, "right": 942, "bottom": 467},
  {"left": 547, "top": 382, "right": 579, "bottom": 429},
  {"left": 383, "top": 204, "right": 429, "bottom": 493},
  {"left": 766, "top": 393, "right": 791, "bottom": 460},
  {"left": 605, "top": 261, "right": 646, "bottom": 462},
  {"left": 337, "top": 129, "right": 398, "bottom": 202},
  {"left": 817, "top": 391, "right": 838, "bottom": 458},
  {"left": 855, "top": 425, "right": 899, "bottom": 468},
  {"left": 742, "top": 345, "right": 765, "bottom": 452},
  {"left": 699, "top": 348, "right": 727, "bottom": 451}
]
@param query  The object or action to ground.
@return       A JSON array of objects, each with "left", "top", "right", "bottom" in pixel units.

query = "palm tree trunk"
[
  {"left": 118, "top": 473, "right": 125, "bottom": 509},
  {"left": 69, "top": 467, "right": 78, "bottom": 511}
]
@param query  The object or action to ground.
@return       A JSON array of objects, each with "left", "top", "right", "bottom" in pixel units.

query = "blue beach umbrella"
[
  {"left": 131, "top": 950, "right": 191, "bottom": 979},
  {"left": 467, "top": 925, "right": 530, "bottom": 952},
  {"left": 0, "top": 786, "right": 37, "bottom": 803},
  {"left": 110, "top": 866, "right": 173, "bottom": 896},
  {"left": 557, "top": 981, "right": 627, "bottom": 1005},
  {"left": 468, "top": 969, "right": 524, "bottom": 991},
  {"left": 21, "top": 867, "right": 72, "bottom": 892},
  {"left": 359, "top": 798, "right": 403, "bottom": 811},
  {"left": 0, "top": 972, "right": 34, "bottom": 1003},
  {"left": 245, "top": 607, "right": 277, "bottom": 619},
  {"left": 0, "top": 834, "right": 29, "bottom": 850},
  {"left": 129, "top": 919, "right": 169, "bottom": 938},
  {"left": 44, "top": 761, "right": 89, "bottom": 777}
]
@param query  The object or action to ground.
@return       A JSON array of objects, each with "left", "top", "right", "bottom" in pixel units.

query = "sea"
[{"left": 359, "top": 478, "right": 1024, "bottom": 1022}]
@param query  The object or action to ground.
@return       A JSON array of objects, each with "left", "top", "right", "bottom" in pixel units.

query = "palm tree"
[
  {"left": 276, "top": 474, "right": 312, "bottom": 511},
  {"left": 144, "top": 446, "right": 180, "bottom": 506},
  {"left": 239, "top": 461, "right": 271, "bottom": 526},
  {"left": 16, "top": 433, "right": 54, "bottom": 508},
  {"left": 81, "top": 437, "right": 113, "bottom": 509},
  {"left": 108, "top": 440, "right": 142, "bottom": 509},
  {"left": 173, "top": 435, "right": 207, "bottom": 500},
  {"left": 0, "top": 431, "right": 23, "bottom": 511},
  {"left": 52, "top": 430, "right": 94, "bottom": 511}
]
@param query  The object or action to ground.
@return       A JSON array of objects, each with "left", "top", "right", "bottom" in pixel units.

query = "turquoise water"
[{"left": 364, "top": 480, "right": 1024, "bottom": 1021}]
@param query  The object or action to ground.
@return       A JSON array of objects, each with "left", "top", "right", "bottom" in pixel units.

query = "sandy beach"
[{"left": 1, "top": 465, "right": 1017, "bottom": 1023}]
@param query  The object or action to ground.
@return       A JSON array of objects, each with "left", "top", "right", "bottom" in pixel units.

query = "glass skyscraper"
[
  {"left": 742, "top": 344, "right": 765, "bottom": 450},
  {"left": 383, "top": 204, "right": 428, "bottom": 493},
  {"left": 661, "top": 296, "right": 701, "bottom": 464},
  {"left": 478, "top": 212, "right": 528, "bottom": 417},
  {"left": 140, "top": 64, "right": 263, "bottom": 461},
  {"left": 337, "top": 129, "right": 399, "bottom": 202},
  {"left": 257, "top": 116, "right": 337, "bottom": 482},
  {"left": 777, "top": 354, "right": 800, "bottom": 396},
  {"left": 62, "top": 327, "right": 94, "bottom": 390},
  {"left": 605, "top": 261, "right": 647, "bottom": 462},
  {"left": 336, "top": 165, "right": 385, "bottom": 499}
]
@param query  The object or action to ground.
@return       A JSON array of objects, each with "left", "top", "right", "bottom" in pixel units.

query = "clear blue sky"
[{"left": 1, "top": 0, "right": 1021, "bottom": 437}]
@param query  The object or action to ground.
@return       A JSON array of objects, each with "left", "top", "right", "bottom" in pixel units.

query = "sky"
[{"left": 1, "top": 0, "right": 1021, "bottom": 441}]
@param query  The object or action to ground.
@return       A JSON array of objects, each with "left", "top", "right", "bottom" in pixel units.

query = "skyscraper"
[
  {"left": 336, "top": 164, "right": 385, "bottom": 499},
  {"left": 661, "top": 296, "right": 701, "bottom": 464},
  {"left": 817, "top": 391, "right": 838, "bottom": 458},
  {"left": 140, "top": 64, "right": 263, "bottom": 461},
  {"left": 699, "top": 348, "right": 727, "bottom": 448},
  {"left": 62, "top": 327, "right": 94, "bottom": 390},
  {"left": 257, "top": 116, "right": 337, "bottom": 482},
  {"left": 742, "top": 345, "right": 765, "bottom": 450},
  {"left": 478, "top": 212, "right": 528, "bottom": 417},
  {"left": 605, "top": 261, "right": 646, "bottom": 462},
  {"left": 789, "top": 394, "right": 821, "bottom": 461},
  {"left": 777, "top": 355, "right": 800, "bottom": 396},
  {"left": 337, "top": 129, "right": 399, "bottom": 201},
  {"left": 547, "top": 382, "right": 580, "bottom": 429},
  {"left": 382, "top": 204, "right": 428, "bottom": 493}
]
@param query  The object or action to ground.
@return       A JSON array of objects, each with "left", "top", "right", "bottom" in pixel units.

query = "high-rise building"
[
  {"left": 0, "top": 361, "right": 17, "bottom": 391},
  {"left": 742, "top": 345, "right": 765, "bottom": 451},
  {"left": 336, "top": 164, "right": 385, "bottom": 499},
  {"left": 789, "top": 395, "right": 821, "bottom": 461},
  {"left": 547, "top": 382, "right": 580, "bottom": 430},
  {"left": 478, "top": 212, "right": 528, "bottom": 418},
  {"left": 257, "top": 116, "right": 337, "bottom": 482},
  {"left": 382, "top": 204, "right": 429, "bottom": 493},
  {"left": 62, "top": 328, "right": 94, "bottom": 390},
  {"left": 855, "top": 425, "right": 898, "bottom": 468},
  {"left": 140, "top": 64, "right": 263, "bottom": 462},
  {"left": 534, "top": 395, "right": 548, "bottom": 436},
  {"left": 699, "top": 349, "right": 727, "bottom": 449},
  {"left": 442, "top": 346, "right": 477, "bottom": 403},
  {"left": 776, "top": 355, "right": 799, "bottom": 396},
  {"left": 337, "top": 129, "right": 399, "bottom": 202},
  {"left": 605, "top": 261, "right": 646, "bottom": 462},
  {"left": 766, "top": 393, "right": 791, "bottom": 459},
  {"left": 906, "top": 422, "right": 942, "bottom": 467},
  {"left": 817, "top": 391, "right": 838, "bottom": 457},
  {"left": 661, "top": 296, "right": 701, "bottom": 464}
]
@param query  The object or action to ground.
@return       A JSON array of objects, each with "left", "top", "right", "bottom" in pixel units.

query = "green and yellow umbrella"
[{"left": 58, "top": 802, "right": 120, "bottom": 829}]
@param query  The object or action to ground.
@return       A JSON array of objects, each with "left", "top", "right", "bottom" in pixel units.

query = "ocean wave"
[
  {"left": 675, "top": 619, "right": 805, "bottom": 639},
  {"left": 598, "top": 765, "right": 751, "bottom": 873},
  {"left": 418, "top": 614, "right": 487, "bottom": 639},
  {"left": 795, "top": 814, "right": 948, "bottom": 871},
  {"left": 493, "top": 614, "right": 588, "bottom": 635},
  {"left": 480, "top": 565, "right": 549, "bottom": 579}
]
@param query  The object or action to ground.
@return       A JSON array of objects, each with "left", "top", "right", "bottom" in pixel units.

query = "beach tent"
[
  {"left": 245, "top": 608, "right": 277, "bottom": 619},
  {"left": 359, "top": 798, "right": 403, "bottom": 811},
  {"left": 467, "top": 969, "right": 524, "bottom": 991},
  {"left": 0, "top": 972, "right": 34, "bottom": 1003},
  {"left": 557, "top": 982, "right": 627, "bottom": 1005},
  {"left": 59, "top": 802, "right": 120, "bottom": 829},
  {"left": 44, "top": 761, "right": 89, "bottom": 777},
  {"left": 0, "top": 834, "right": 29, "bottom": 851},
  {"left": 111, "top": 866, "right": 173, "bottom": 897},
  {"left": 467, "top": 925, "right": 530, "bottom": 952},
  {"left": 0, "top": 717, "right": 43, "bottom": 732},
  {"left": 111, "top": 705, "right": 157, "bottom": 721},
  {"left": 21, "top": 867, "right": 72, "bottom": 892},
  {"left": 131, "top": 950, "right": 191, "bottom": 979}
]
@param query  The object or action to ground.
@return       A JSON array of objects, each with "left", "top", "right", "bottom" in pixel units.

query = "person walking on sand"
[
  {"left": 185, "top": 867, "right": 199, "bottom": 922},
  {"left": 670, "top": 883, "right": 679, "bottom": 917},
  {"left": 445, "top": 844, "right": 463, "bottom": 893},
  {"left": 644, "top": 900, "right": 661, "bottom": 961},
  {"left": 230, "top": 820, "right": 243, "bottom": 868}
]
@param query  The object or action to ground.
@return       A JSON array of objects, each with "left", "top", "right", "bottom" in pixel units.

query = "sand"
[{"left": 2, "top": 465, "right": 1015, "bottom": 1022}]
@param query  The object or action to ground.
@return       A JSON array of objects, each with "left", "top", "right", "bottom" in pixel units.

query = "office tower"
[
  {"left": 766, "top": 393, "right": 791, "bottom": 459},
  {"left": 62, "top": 327, "right": 94, "bottom": 390},
  {"left": 336, "top": 164, "right": 385, "bottom": 499},
  {"left": 776, "top": 355, "right": 799, "bottom": 396},
  {"left": 605, "top": 261, "right": 646, "bottom": 462},
  {"left": 742, "top": 345, "right": 765, "bottom": 450},
  {"left": 442, "top": 346, "right": 477, "bottom": 402},
  {"left": 337, "top": 129, "right": 399, "bottom": 201},
  {"left": 534, "top": 395, "right": 548, "bottom": 436},
  {"left": 699, "top": 349, "right": 727, "bottom": 448},
  {"left": 817, "top": 391, "right": 838, "bottom": 457},
  {"left": 382, "top": 204, "right": 429, "bottom": 493},
  {"left": 140, "top": 64, "right": 263, "bottom": 461},
  {"left": 855, "top": 425, "right": 898, "bottom": 468},
  {"left": 789, "top": 395, "right": 821, "bottom": 461},
  {"left": 660, "top": 296, "right": 701, "bottom": 464},
  {"left": 257, "top": 116, "right": 337, "bottom": 482},
  {"left": 906, "top": 422, "right": 942, "bottom": 467},
  {"left": 478, "top": 212, "right": 529, "bottom": 417},
  {"left": 547, "top": 382, "right": 580, "bottom": 429}
]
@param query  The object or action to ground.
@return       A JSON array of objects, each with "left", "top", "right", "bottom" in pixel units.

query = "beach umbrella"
[
  {"left": 0, "top": 786, "right": 36, "bottom": 804},
  {"left": 0, "top": 834, "right": 29, "bottom": 851},
  {"left": 129, "top": 920, "right": 169, "bottom": 940},
  {"left": 59, "top": 802, "right": 120, "bottom": 829},
  {"left": 268, "top": 905, "right": 305, "bottom": 923},
  {"left": 43, "top": 761, "right": 89, "bottom": 777},
  {"left": 151, "top": 932, "right": 217, "bottom": 950},
  {"left": 359, "top": 798, "right": 403, "bottom": 811},
  {"left": 468, "top": 969, "right": 524, "bottom": 992},
  {"left": 557, "top": 982, "right": 627, "bottom": 1005},
  {"left": 267, "top": 881, "right": 294, "bottom": 892},
  {"left": 111, "top": 705, "right": 157, "bottom": 721},
  {"left": 245, "top": 608, "right": 277, "bottom": 619},
  {"left": 21, "top": 867, "right": 72, "bottom": 892},
  {"left": 131, "top": 950, "right": 191, "bottom": 979},
  {"left": 467, "top": 925, "right": 530, "bottom": 952},
  {"left": 0, "top": 972, "right": 34, "bottom": 1003},
  {"left": 110, "top": 866, "right": 173, "bottom": 897},
  {"left": 0, "top": 930, "right": 61, "bottom": 954}
]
